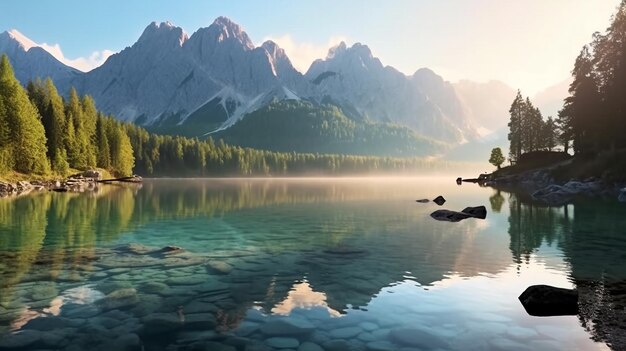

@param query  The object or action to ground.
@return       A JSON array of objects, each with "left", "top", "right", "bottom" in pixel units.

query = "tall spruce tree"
[
  {"left": 0, "top": 55, "right": 50, "bottom": 174},
  {"left": 508, "top": 90, "right": 524, "bottom": 163}
]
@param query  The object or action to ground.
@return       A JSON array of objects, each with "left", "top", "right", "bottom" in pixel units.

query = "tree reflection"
[{"left": 505, "top": 192, "right": 626, "bottom": 349}]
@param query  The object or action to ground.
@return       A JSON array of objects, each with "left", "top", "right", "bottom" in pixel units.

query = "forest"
[
  {"left": 508, "top": 2, "right": 626, "bottom": 163},
  {"left": 0, "top": 55, "right": 454, "bottom": 178}
]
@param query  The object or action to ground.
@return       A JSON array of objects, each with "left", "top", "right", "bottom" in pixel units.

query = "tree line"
[
  {"left": 507, "top": 91, "right": 557, "bottom": 163},
  {"left": 557, "top": 1, "right": 626, "bottom": 155},
  {"left": 507, "top": 1, "right": 626, "bottom": 164},
  {"left": 0, "top": 54, "right": 460, "bottom": 178},
  {"left": 0, "top": 54, "right": 134, "bottom": 177}
]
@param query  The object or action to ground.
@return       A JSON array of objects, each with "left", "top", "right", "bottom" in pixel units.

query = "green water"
[{"left": 0, "top": 178, "right": 624, "bottom": 350}]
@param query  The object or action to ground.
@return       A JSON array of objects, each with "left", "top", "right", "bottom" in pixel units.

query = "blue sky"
[{"left": 0, "top": 0, "right": 620, "bottom": 94}]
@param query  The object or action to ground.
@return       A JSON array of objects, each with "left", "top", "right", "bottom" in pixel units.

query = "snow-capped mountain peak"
[{"left": 1, "top": 29, "right": 37, "bottom": 51}]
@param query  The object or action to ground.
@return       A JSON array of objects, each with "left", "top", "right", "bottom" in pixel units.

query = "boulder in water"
[
  {"left": 415, "top": 199, "right": 429, "bottom": 203},
  {"left": 461, "top": 206, "right": 487, "bottom": 219},
  {"left": 430, "top": 210, "right": 472, "bottom": 222},
  {"left": 433, "top": 195, "right": 446, "bottom": 206},
  {"left": 518, "top": 285, "right": 578, "bottom": 316}
]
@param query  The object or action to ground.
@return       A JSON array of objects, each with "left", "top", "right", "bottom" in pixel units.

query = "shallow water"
[{"left": 0, "top": 178, "right": 625, "bottom": 350}]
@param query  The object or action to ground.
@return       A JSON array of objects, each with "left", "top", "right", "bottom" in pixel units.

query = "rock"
[
  {"left": 389, "top": 328, "right": 447, "bottom": 349},
  {"left": 430, "top": 209, "right": 472, "bottom": 222},
  {"left": 329, "top": 326, "right": 361, "bottom": 339},
  {"left": 322, "top": 339, "right": 351, "bottom": 351},
  {"left": 266, "top": 337, "right": 300, "bottom": 349},
  {"left": 159, "top": 246, "right": 184, "bottom": 254},
  {"left": 431, "top": 206, "right": 487, "bottom": 222},
  {"left": 83, "top": 169, "right": 102, "bottom": 180},
  {"left": 518, "top": 285, "right": 578, "bottom": 316},
  {"left": 461, "top": 206, "right": 487, "bottom": 219},
  {"left": 432, "top": 195, "right": 446, "bottom": 206},
  {"left": 358, "top": 322, "right": 378, "bottom": 332},
  {"left": 206, "top": 260, "right": 233, "bottom": 275},
  {"left": 298, "top": 341, "right": 324, "bottom": 351},
  {"left": 456, "top": 177, "right": 462, "bottom": 185},
  {"left": 141, "top": 313, "right": 183, "bottom": 334},
  {"left": 183, "top": 313, "right": 216, "bottom": 330},
  {"left": 97, "top": 288, "right": 139, "bottom": 310},
  {"left": 415, "top": 199, "right": 429, "bottom": 203},
  {"left": 619, "top": 187, "right": 626, "bottom": 202},
  {"left": 260, "top": 318, "right": 315, "bottom": 336},
  {"left": 366, "top": 340, "right": 396, "bottom": 351},
  {"left": 0, "top": 330, "right": 42, "bottom": 349}
]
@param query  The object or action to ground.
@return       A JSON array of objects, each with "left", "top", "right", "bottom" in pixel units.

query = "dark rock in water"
[
  {"left": 433, "top": 195, "right": 446, "bottom": 206},
  {"left": 415, "top": 199, "right": 429, "bottom": 203},
  {"left": 430, "top": 210, "right": 472, "bottom": 222},
  {"left": 456, "top": 177, "right": 462, "bottom": 185},
  {"left": 159, "top": 246, "right": 184, "bottom": 254},
  {"left": 518, "top": 285, "right": 578, "bottom": 316},
  {"left": 431, "top": 206, "right": 487, "bottom": 222},
  {"left": 461, "top": 206, "right": 487, "bottom": 219}
]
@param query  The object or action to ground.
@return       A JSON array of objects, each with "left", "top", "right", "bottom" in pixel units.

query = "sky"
[{"left": 0, "top": 0, "right": 620, "bottom": 95}]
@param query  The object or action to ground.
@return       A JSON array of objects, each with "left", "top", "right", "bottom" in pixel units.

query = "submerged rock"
[
  {"left": 96, "top": 288, "right": 139, "bottom": 311},
  {"left": 265, "top": 337, "right": 300, "bottom": 349},
  {"left": 389, "top": 328, "right": 448, "bottom": 349},
  {"left": 433, "top": 195, "right": 446, "bottom": 206},
  {"left": 206, "top": 260, "right": 233, "bottom": 275},
  {"left": 260, "top": 318, "right": 315, "bottom": 336},
  {"left": 518, "top": 285, "right": 578, "bottom": 316}
]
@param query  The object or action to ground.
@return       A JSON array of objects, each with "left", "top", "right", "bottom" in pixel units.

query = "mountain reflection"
[{"left": 504, "top": 191, "right": 626, "bottom": 349}]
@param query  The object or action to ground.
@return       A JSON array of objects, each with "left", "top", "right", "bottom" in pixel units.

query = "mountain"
[
  {"left": 0, "top": 29, "right": 80, "bottom": 87},
  {"left": 75, "top": 18, "right": 308, "bottom": 129},
  {"left": 533, "top": 78, "right": 571, "bottom": 118},
  {"left": 306, "top": 42, "right": 476, "bottom": 143},
  {"left": 2, "top": 18, "right": 482, "bottom": 157},
  {"left": 453, "top": 80, "right": 517, "bottom": 135}
]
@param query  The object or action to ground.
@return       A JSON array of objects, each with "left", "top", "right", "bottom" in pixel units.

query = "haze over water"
[{"left": 0, "top": 178, "right": 623, "bottom": 350}]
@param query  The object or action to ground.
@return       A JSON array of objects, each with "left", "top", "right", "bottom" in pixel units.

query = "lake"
[{"left": 0, "top": 178, "right": 624, "bottom": 350}]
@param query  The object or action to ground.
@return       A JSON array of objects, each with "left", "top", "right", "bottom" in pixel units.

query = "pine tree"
[
  {"left": 542, "top": 117, "right": 557, "bottom": 151},
  {"left": 0, "top": 55, "right": 50, "bottom": 174},
  {"left": 66, "top": 88, "right": 92, "bottom": 169},
  {"left": 81, "top": 95, "right": 98, "bottom": 167},
  {"left": 508, "top": 90, "right": 524, "bottom": 163},
  {"left": 95, "top": 117, "right": 111, "bottom": 169}
]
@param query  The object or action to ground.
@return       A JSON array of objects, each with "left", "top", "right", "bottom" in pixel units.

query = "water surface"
[{"left": 0, "top": 178, "right": 624, "bottom": 350}]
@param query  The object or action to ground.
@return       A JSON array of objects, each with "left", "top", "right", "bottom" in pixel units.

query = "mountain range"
[{"left": 0, "top": 17, "right": 567, "bottom": 158}]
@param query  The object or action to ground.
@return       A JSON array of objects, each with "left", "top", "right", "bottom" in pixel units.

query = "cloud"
[
  {"left": 37, "top": 42, "right": 114, "bottom": 72},
  {"left": 261, "top": 34, "right": 349, "bottom": 73}
]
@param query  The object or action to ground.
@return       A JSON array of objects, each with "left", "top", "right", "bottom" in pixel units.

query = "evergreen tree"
[
  {"left": 508, "top": 90, "right": 524, "bottom": 163},
  {"left": 542, "top": 117, "right": 557, "bottom": 151},
  {"left": 0, "top": 55, "right": 50, "bottom": 174},
  {"left": 66, "top": 88, "right": 92, "bottom": 169},
  {"left": 95, "top": 117, "right": 111, "bottom": 169}
]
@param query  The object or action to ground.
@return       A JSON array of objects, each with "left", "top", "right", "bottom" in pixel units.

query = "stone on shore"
[{"left": 518, "top": 285, "right": 578, "bottom": 316}]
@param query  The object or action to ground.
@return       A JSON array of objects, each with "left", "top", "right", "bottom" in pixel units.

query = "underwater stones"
[
  {"left": 433, "top": 195, "right": 446, "bottom": 206},
  {"left": 266, "top": 337, "right": 300, "bottom": 349},
  {"left": 260, "top": 318, "right": 315, "bottom": 336},
  {"left": 518, "top": 285, "right": 578, "bottom": 316},
  {"left": 141, "top": 313, "right": 184, "bottom": 334},
  {"left": 166, "top": 275, "right": 206, "bottom": 286},
  {"left": 329, "top": 326, "right": 362, "bottom": 339},
  {"left": 297, "top": 341, "right": 324, "bottom": 351},
  {"left": 0, "top": 330, "right": 42, "bottom": 349},
  {"left": 96, "top": 288, "right": 139, "bottom": 311},
  {"left": 141, "top": 281, "right": 170, "bottom": 294},
  {"left": 366, "top": 340, "right": 397, "bottom": 351},
  {"left": 23, "top": 316, "right": 83, "bottom": 331},
  {"left": 176, "top": 330, "right": 220, "bottom": 343},
  {"left": 358, "top": 322, "right": 378, "bottom": 332},
  {"left": 389, "top": 328, "right": 448, "bottom": 349},
  {"left": 116, "top": 243, "right": 155, "bottom": 255},
  {"left": 183, "top": 313, "right": 217, "bottom": 330},
  {"left": 235, "top": 321, "right": 260, "bottom": 336},
  {"left": 108, "top": 333, "right": 142, "bottom": 351},
  {"left": 322, "top": 339, "right": 351, "bottom": 351},
  {"left": 206, "top": 260, "right": 233, "bottom": 275},
  {"left": 30, "top": 281, "right": 58, "bottom": 301}
]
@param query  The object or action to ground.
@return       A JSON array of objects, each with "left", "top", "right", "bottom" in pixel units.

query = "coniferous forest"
[{"left": 0, "top": 55, "right": 454, "bottom": 178}]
